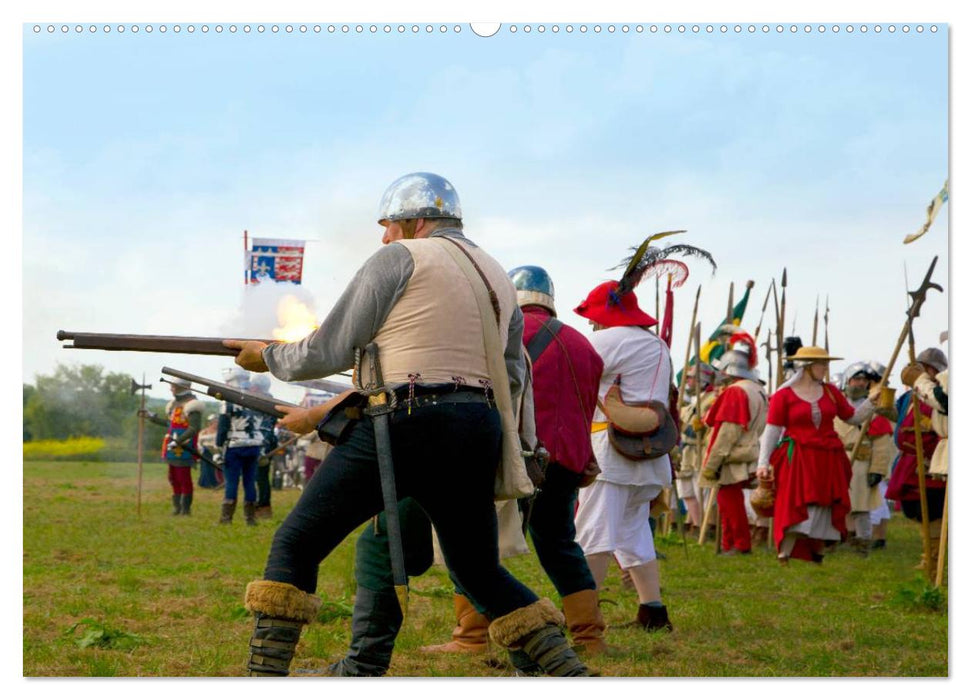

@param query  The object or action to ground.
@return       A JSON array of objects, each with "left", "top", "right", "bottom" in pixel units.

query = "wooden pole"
[
  {"left": 910, "top": 394, "right": 933, "bottom": 583},
  {"left": 753, "top": 279, "right": 775, "bottom": 341},
  {"left": 935, "top": 480, "right": 948, "bottom": 586},
  {"left": 675, "top": 286, "right": 702, "bottom": 410},
  {"left": 698, "top": 485, "right": 719, "bottom": 546},
  {"left": 136, "top": 373, "right": 146, "bottom": 517},
  {"left": 776, "top": 269, "right": 787, "bottom": 386}
]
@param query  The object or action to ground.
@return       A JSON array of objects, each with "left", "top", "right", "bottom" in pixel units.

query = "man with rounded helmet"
[
  {"left": 699, "top": 331, "right": 768, "bottom": 555},
  {"left": 215, "top": 367, "right": 264, "bottom": 526},
  {"left": 228, "top": 172, "right": 588, "bottom": 677},
  {"left": 248, "top": 373, "right": 280, "bottom": 519},
  {"left": 833, "top": 361, "right": 894, "bottom": 556}
]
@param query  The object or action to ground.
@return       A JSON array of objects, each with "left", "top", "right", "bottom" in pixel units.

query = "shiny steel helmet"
[
  {"left": 223, "top": 367, "right": 251, "bottom": 389},
  {"left": 249, "top": 373, "right": 271, "bottom": 394},
  {"left": 508, "top": 265, "right": 556, "bottom": 316},
  {"left": 841, "top": 361, "right": 880, "bottom": 390},
  {"left": 916, "top": 347, "right": 948, "bottom": 373},
  {"left": 377, "top": 172, "right": 462, "bottom": 224},
  {"left": 715, "top": 349, "right": 760, "bottom": 382}
]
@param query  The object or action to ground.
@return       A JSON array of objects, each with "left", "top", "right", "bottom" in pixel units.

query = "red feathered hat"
[{"left": 573, "top": 280, "right": 658, "bottom": 328}]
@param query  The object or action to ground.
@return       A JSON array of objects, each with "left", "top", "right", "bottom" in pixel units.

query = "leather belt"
[{"left": 393, "top": 391, "right": 492, "bottom": 412}]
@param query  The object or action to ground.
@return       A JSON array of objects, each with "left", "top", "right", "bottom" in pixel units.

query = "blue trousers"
[
  {"left": 223, "top": 445, "right": 259, "bottom": 503},
  {"left": 263, "top": 400, "right": 538, "bottom": 619}
]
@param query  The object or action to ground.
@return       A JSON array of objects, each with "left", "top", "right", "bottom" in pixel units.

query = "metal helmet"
[
  {"left": 715, "top": 349, "right": 760, "bottom": 382},
  {"left": 223, "top": 367, "right": 251, "bottom": 389},
  {"left": 249, "top": 373, "right": 271, "bottom": 394},
  {"left": 916, "top": 347, "right": 948, "bottom": 373},
  {"left": 170, "top": 376, "right": 192, "bottom": 390},
  {"left": 508, "top": 265, "right": 556, "bottom": 316},
  {"left": 841, "top": 361, "right": 880, "bottom": 390},
  {"left": 683, "top": 361, "right": 716, "bottom": 389},
  {"left": 866, "top": 360, "right": 887, "bottom": 381},
  {"left": 376, "top": 172, "right": 462, "bottom": 224}
]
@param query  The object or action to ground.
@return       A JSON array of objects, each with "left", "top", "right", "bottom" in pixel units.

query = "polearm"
[
  {"left": 910, "top": 390, "right": 933, "bottom": 583},
  {"left": 849, "top": 256, "right": 942, "bottom": 463},
  {"left": 848, "top": 256, "right": 942, "bottom": 470},
  {"left": 761, "top": 330, "right": 774, "bottom": 394},
  {"left": 670, "top": 286, "right": 701, "bottom": 551},
  {"left": 752, "top": 279, "right": 776, "bottom": 341},
  {"left": 675, "top": 285, "right": 702, "bottom": 410},
  {"left": 131, "top": 375, "right": 151, "bottom": 517},
  {"left": 823, "top": 295, "right": 831, "bottom": 382},
  {"left": 811, "top": 294, "right": 819, "bottom": 346},
  {"left": 696, "top": 321, "right": 719, "bottom": 547},
  {"left": 936, "top": 484, "right": 948, "bottom": 587},
  {"left": 726, "top": 281, "right": 735, "bottom": 323},
  {"left": 776, "top": 268, "right": 787, "bottom": 387}
]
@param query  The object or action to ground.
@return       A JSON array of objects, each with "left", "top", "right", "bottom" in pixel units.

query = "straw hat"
[{"left": 786, "top": 345, "right": 843, "bottom": 363}]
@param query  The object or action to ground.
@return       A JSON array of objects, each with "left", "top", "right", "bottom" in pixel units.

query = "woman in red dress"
[{"left": 756, "top": 347, "right": 881, "bottom": 564}]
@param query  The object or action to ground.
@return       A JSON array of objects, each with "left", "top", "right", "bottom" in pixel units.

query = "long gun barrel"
[
  {"left": 57, "top": 331, "right": 277, "bottom": 356},
  {"left": 160, "top": 367, "right": 299, "bottom": 419}
]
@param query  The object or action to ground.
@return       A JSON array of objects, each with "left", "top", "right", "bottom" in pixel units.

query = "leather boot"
[
  {"left": 255, "top": 505, "right": 273, "bottom": 519},
  {"left": 420, "top": 594, "right": 490, "bottom": 653},
  {"left": 245, "top": 580, "right": 321, "bottom": 676},
  {"left": 326, "top": 585, "right": 403, "bottom": 676},
  {"left": 180, "top": 493, "right": 192, "bottom": 516},
  {"left": 172, "top": 494, "right": 182, "bottom": 516},
  {"left": 489, "top": 599, "right": 589, "bottom": 677},
  {"left": 561, "top": 589, "right": 608, "bottom": 655},
  {"left": 244, "top": 502, "right": 258, "bottom": 526},
  {"left": 220, "top": 500, "right": 236, "bottom": 524},
  {"left": 635, "top": 603, "right": 674, "bottom": 632}
]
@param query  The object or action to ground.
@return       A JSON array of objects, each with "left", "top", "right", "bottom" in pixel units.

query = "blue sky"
[{"left": 21, "top": 16, "right": 950, "bottom": 405}]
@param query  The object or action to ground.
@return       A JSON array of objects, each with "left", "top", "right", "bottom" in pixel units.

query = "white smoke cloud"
[{"left": 219, "top": 280, "right": 319, "bottom": 339}]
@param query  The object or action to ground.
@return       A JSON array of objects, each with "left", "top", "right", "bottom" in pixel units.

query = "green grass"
[{"left": 23, "top": 460, "right": 947, "bottom": 677}]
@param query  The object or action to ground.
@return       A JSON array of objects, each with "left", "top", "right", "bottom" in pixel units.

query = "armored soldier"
[
  {"left": 162, "top": 376, "right": 204, "bottom": 515},
  {"left": 248, "top": 372, "right": 279, "bottom": 519},
  {"left": 834, "top": 361, "right": 894, "bottom": 555},
  {"left": 215, "top": 368, "right": 264, "bottom": 526},
  {"left": 700, "top": 332, "right": 768, "bottom": 555}
]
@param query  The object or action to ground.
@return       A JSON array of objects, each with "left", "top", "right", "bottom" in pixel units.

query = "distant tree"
[{"left": 23, "top": 363, "right": 140, "bottom": 440}]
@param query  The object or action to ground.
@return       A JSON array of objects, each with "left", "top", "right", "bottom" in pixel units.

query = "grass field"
[{"left": 23, "top": 460, "right": 948, "bottom": 678}]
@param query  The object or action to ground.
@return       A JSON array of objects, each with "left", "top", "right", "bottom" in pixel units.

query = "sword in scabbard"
[{"left": 361, "top": 342, "right": 409, "bottom": 616}]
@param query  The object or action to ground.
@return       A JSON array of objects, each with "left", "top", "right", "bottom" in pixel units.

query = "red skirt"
[
  {"left": 770, "top": 438, "right": 852, "bottom": 560},
  {"left": 885, "top": 453, "right": 946, "bottom": 502}
]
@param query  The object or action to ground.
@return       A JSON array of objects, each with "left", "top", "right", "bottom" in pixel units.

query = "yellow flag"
[{"left": 904, "top": 180, "right": 949, "bottom": 244}]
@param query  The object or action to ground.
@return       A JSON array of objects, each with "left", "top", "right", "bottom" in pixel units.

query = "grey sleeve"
[
  {"left": 505, "top": 305, "right": 526, "bottom": 405},
  {"left": 262, "top": 244, "right": 414, "bottom": 381}
]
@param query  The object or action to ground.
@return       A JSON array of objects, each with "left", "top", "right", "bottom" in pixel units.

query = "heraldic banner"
[{"left": 247, "top": 237, "right": 306, "bottom": 284}]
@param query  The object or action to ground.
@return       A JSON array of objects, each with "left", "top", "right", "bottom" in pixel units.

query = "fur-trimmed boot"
[
  {"left": 420, "top": 594, "right": 490, "bottom": 654},
  {"left": 561, "top": 589, "right": 608, "bottom": 655},
  {"left": 245, "top": 580, "right": 321, "bottom": 676},
  {"left": 220, "top": 500, "right": 236, "bottom": 524},
  {"left": 244, "top": 502, "right": 258, "bottom": 526},
  {"left": 634, "top": 603, "right": 674, "bottom": 632},
  {"left": 489, "top": 599, "right": 589, "bottom": 677},
  {"left": 326, "top": 585, "right": 403, "bottom": 676},
  {"left": 180, "top": 493, "right": 192, "bottom": 516},
  {"left": 172, "top": 494, "right": 182, "bottom": 516}
]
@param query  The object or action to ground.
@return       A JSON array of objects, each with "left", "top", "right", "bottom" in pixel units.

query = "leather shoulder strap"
[{"left": 525, "top": 317, "right": 563, "bottom": 364}]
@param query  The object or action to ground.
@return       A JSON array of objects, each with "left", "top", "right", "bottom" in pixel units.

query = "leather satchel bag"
[{"left": 600, "top": 378, "right": 678, "bottom": 461}]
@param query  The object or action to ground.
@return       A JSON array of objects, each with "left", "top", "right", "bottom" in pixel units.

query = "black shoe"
[
  {"left": 871, "top": 539, "right": 886, "bottom": 550},
  {"left": 635, "top": 604, "right": 673, "bottom": 632}
]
